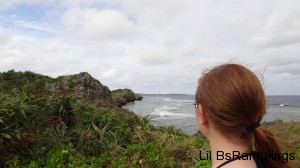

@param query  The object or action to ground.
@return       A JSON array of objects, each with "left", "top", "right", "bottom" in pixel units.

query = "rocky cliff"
[
  {"left": 46, "top": 72, "right": 113, "bottom": 107},
  {"left": 0, "top": 70, "right": 142, "bottom": 108}
]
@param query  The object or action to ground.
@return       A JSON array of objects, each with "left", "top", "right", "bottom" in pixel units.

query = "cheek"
[
  {"left": 195, "top": 110, "right": 202, "bottom": 127},
  {"left": 195, "top": 110, "right": 208, "bottom": 138}
]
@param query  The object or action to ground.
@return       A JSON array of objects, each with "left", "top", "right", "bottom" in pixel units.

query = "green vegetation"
[
  {"left": 0, "top": 69, "right": 50, "bottom": 93},
  {"left": 0, "top": 70, "right": 209, "bottom": 167},
  {"left": 111, "top": 88, "right": 131, "bottom": 97},
  {"left": 111, "top": 88, "right": 142, "bottom": 99},
  {"left": 111, "top": 88, "right": 143, "bottom": 107}
]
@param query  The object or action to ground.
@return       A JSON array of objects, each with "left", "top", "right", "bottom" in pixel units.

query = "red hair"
[{"left": 196, "top": 64, "right": 289, "bottom": 168}]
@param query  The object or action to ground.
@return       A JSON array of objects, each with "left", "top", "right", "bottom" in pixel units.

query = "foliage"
[
  {"left": 111, "top": 88, "right": 132, "bottom": 97},
  {"left": 0, "top": 70, "right": 50, "bottom": 93},
  {"left": 0, "top": 90, "right": 37, "bottom": 159},
  {"left": 112, "top": 88, "right": 142, "bottom": 98},
  {"left": 0, "top": 70, "right": 208, "bottom": 167},
  {"left": 5, "top": 143, "right": 108, "bottom": 168}
]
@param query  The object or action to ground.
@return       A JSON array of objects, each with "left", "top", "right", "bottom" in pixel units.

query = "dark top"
[{"left": 216, "top": 151, "right": 265, "bottom": 168}]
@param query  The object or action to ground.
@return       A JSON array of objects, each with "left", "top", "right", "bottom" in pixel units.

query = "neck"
[{"left": 208, "top": 132, "right": 252, "bottom": 168}]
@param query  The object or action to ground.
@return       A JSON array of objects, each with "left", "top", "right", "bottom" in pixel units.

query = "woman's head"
[
  {"left": 195, "top": 63, "right": 289, "bottom": 168},
  {"left": 195, "top": 63, "right": 266, "bottom": 139}
]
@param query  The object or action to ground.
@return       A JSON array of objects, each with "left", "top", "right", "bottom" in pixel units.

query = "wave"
[
  {"left": 150, "top": 108, "right": 194, "bottom": 120},
  {"left": 268, "top": 103, "right": 298, "bottom": 107},
  {"left": 163, "top": 97, "right": 172, "bottom": 101},
  {"left": 157, "top": 105, "right": 180, "bottom": 110},
  {"left": 163, "top": 98, "right": 194, "bottom": 103}
]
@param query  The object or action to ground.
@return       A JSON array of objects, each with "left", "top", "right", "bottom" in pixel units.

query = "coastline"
[{"left": 124, "top": 94, "right": 300, "bottom": 136}]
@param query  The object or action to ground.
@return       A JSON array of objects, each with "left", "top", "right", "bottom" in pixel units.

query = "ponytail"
[{"left": 254, "top": 127, "right": 289, "bottom": 168}]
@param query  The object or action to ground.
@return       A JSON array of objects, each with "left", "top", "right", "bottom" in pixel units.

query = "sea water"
[{"left": 124, "top": 94, "right": 300, "bottom": 135}]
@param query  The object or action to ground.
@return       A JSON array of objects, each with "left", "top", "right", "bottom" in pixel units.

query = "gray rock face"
[{"left": 46, "top": 72, "right": 113, "bottom": 107}]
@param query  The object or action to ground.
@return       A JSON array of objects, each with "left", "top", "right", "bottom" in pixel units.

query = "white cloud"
[
  {"left": 0, "top": 0, "right": 25, "bottom": 9},
  {"left": 61, "top": 7, "right": 138, "bottom": 40},
  {"left": 102, "top": 69, "right": 117, "bottom": 79},
  {"left": 0, "top": 27, "right": 6, "bottom": 43},
  {"left": 14, "top": 20, "right": 57, "bottom": 34},
  {"left": 123, "top": 0, "right": 193, "bottom": 27},
  {"left": 0, "top": 33, "right": 84, "bottom": 76},
  {"left": 62, "top": 0, "right": 104, "bottom": 7},
  {"left": 257, "top": 44, "right": 300, "bottom": 66},
  {"left": 246, "top": 1, "right": 300, "bottom": 94},
  {"left": 137, "top": 45, "right": 173, "bottom": 65},
  {"left": 251, "top": 1, "right": 300, "bottom": 48}
]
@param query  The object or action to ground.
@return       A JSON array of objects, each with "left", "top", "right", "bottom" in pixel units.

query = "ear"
[{"left": 197, "top": 104, "right": 208, "bottom": 125}]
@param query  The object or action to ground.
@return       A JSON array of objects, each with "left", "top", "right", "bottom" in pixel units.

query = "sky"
[{"left": 0, "top": 0, "right": 300, "bottom": 95}]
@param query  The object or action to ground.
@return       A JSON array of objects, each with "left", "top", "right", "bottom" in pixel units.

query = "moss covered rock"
[
  {"left": 46, "top": 72, "right": 113, "bottom": 107},
  {"left": 112, "top": 89, "right": 143, "bottom": 107}
]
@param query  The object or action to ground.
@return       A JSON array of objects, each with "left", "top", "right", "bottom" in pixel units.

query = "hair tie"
[{"left": 247, "top": 121, "right": 260, "bottom": 132}]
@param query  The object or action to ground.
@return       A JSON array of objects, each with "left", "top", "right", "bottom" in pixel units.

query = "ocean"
[{"left": 124, "top": 94, "right": 300, "bottom": 135}]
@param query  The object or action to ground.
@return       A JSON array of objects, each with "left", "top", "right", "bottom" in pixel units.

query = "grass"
[{"left": 0, "top": 70, "right": 207, "bottom": 167}]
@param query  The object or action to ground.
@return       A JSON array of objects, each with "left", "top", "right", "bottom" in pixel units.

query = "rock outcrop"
[
  {"left": 112, "top": 89, "right": 143, "bottom": 107},
  {"left": 46, "top": 72, "right": 113, "bottom": 107}
]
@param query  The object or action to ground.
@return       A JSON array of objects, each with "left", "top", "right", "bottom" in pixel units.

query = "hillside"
[{"left": 0, "top": 70, "right": 206, "bottom": 167}]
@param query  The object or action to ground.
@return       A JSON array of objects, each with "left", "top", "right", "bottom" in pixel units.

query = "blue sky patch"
[{"left": 3, "top": 4, "right": 47, "bottom": 22}]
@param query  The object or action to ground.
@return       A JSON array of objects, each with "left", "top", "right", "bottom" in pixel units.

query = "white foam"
[
  {"left": 150, "top": 108, "right": 194, "bottom": 119},
  {"left": 159, "top": 105, "right": 180, "bottom": 110},
  {"left": 163, "top": 97, "right": 171, "bottom": 101},
  {"left": 163, "top": 98, "right": 194, "bottom": 103}
]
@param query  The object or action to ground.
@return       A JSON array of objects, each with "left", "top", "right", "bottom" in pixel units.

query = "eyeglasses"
[{"left": 193, "top": 103, "right": 199, "bottom": 109}]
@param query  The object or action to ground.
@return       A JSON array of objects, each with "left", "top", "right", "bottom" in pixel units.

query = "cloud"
[
  {"left": 137, "top": 45, "right": 173, "bottom": 65},
  {"left": 1, "top": 0, "right": 300, "bottom": 94},
  {"left": 83, "top": 44, "right": 127, "bottom": 58},
  {"left": 0, "top": 0, "right": 57, "bottom": 10},
  {"left": 61, "top": 7, "right": 138, "bottom": 40},
  {"left": 123, "top": 0, "right": 192, "bottom": 27},
  {"left": 14, "top": 20, "right": 57, "bottom": 34},
  {"left": 257, "top": 46, "right": 300, "bottom": 78},
  {"left": 0, "top": 33, "right": 85, "bottom": 76},
  {"left": 102, "top": 69, "right": 117, "bottom": 79},
  {"left": 0, "top": 27, "right": 6, "bottom": 43},
  {"left": 0, "top": 0, "right": 26, "bottom": 10},
  {"left": 251, "top": 1, "right": 300, "bottom": 48}
]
